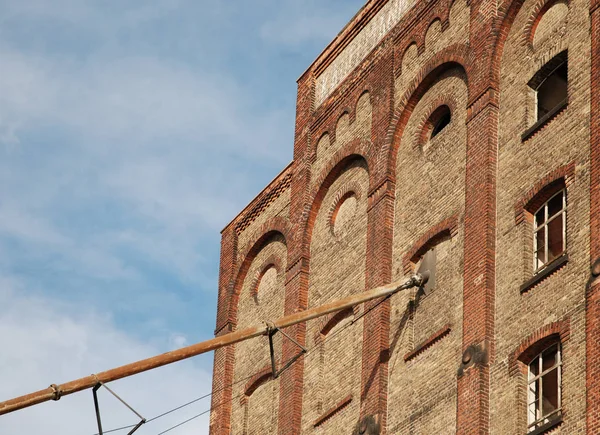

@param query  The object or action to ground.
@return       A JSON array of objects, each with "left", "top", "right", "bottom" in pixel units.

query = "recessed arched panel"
[
  {"left": 316, "top": 132, "right": 331, "bottom": 162},
  {"left": 230, "top": 234, "right": 287, "bottom": 435},
  {"left": 355, "top": 91, "right": 372, "bottom": 140},
  {"left": 532, "top": 1, "right": 568, "bottom": 48},
  {"left": 401, "top": 43, "right": 419, "bottom": 77},
  {"left": 388, "top": 66, "right": 466, "bottom": 433},
  {"left": 301, "top": 158, "right": 368, "bottom": 433},
  {"left": 425, "top": 19, "right": 443, "bottom": 51}
]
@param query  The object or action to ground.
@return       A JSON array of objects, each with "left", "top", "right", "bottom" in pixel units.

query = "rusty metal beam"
[{"left": 0, "top": 272, "right": 427, "bottom": 416}]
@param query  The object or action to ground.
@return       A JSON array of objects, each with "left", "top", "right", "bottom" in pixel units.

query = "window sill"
[
  {"left": 313, "top": 395, "right": 353, "bottom": 427},
  {"left": 527, "top": 414, "right": 563, "bottom": 435},
  {"left": 521, "top": 99, "right": 568, "bottom": 142},
  {"left": 520, "top": 253, "right": 569, "bottom": 294}
]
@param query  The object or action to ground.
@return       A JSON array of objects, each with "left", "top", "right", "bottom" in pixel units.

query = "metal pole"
[{"left": 0, "top": 273, "right": 427, "bottom": 416}]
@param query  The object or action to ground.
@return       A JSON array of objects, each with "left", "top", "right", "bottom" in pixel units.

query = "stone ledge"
[
  {"left": 313, "top": 394, "right": 353, "bottom": 427},
  {"left": 404, "top": 324, "right": 452, "bottom": 362},
  {"left": 521, "top": 99, "right": 568, "bottom": 142},
  {"left": 527, "top": 413, "right": 562, "bottom": 435},
  {"left": 520, "top": 253, "right": 568, "bottom": 294}
]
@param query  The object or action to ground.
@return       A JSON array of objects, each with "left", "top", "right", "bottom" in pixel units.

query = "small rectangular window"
[
  {"left": 535, "top": 62, "right": 568, "bottom": 121},
  {"left": 527, "top": 344, "right": 562, "bottom": 432},
  {"left": 533, "top": 190, "right": 566, "bottom": 272}
]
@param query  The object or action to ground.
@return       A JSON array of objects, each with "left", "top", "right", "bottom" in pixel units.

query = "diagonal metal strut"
[
  {"left": 92, "top": 382, "right": 146, "bottom": 435},
  {"left": 267, "top": 325, "right": 307, "bottom": 379}
]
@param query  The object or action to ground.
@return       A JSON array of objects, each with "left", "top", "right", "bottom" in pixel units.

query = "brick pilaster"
[
  {"left": 587, "top": 2, "right": 600, "bottom": 433},
  {"left": 360, "top": 184, "right": 394, "bottom": 430},
  {"left": 277, "top": 71, "right": 314, "bottom": 435},
  {"left": 358, "top": 50, "right": 395, "bottom": 432},
  {"left": 456, "top": 1, "right": 498, "bottom": 433},
  {"left": 209, "top": 326, "right": 235, "bottom": 435},
  {"left": 209, "top": 225, "right": 237, "bottom": 435}
]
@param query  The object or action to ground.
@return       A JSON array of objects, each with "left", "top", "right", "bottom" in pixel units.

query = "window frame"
[
  {"left": 532, "top": 189, "right": 566, "bottom": 273},
  {"left": 532, "top": 61, "right": 568, "bottom": 122},
  {"left": 527, "top": 343, "right": 563, "bottom": 433},
  {"left": 522, "top": 50, "right": 569, "bottom": 142}
]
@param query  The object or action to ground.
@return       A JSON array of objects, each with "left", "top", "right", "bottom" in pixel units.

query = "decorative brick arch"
[
  {"left": 312, "top": 131, "right": 331, "bottom": 164},
  {"left": 424, "top": 17, "right": 447, "bottom": 45},
  {"left": 396, "top": 41, "right": 420, "bottom": 77},
  {"left": 313, "top": 307, "right": 354, "bottom": 345},
  {"left": 354, "top": 89, "right": 372, "bottom": 115},
  {"left": 508, "top": 319, "right": 570, "bottom": 376},
  {"left": 333, "top": 109, "right": 352, "bottom": 144},
  {"left": 513, "top": 162, "right": 575, "bottom": 224},
  {"left": 301, "top": 142, "right": 372, "bottom": 254},
  {"left": 241, "top": 365, "right": 274, "bottom": 404},
  {"left": 377, "top": 43, "right": 470, "bottom": 184},
  {"left": 491, "top": 0, "right": 529, "bottom": 88},
  {"left": 402, "top": 215, "right": 460, "bottom": 274},
  {"left": 249, "top": 255, "right": 284, "bottom": 299},
  {"left": 228, "top": 217, "right": 291, "bottom": 327},
  {"left": 523, "top": 0, "right": 569, "bottom": 50},
  {"left": 414, "top": 94, "right": 461, "bottom": 149}
]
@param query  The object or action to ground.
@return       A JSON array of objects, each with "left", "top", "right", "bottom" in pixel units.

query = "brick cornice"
[
  {"left": 466, "top": 86, "right": 499, "bottom": 123},
  {"left": 285, "top": 255, "right": 310, "bottom": 284}
]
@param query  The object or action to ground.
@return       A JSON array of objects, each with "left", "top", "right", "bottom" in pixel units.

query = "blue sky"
[{"left": 0, "top": 0, "right": 364, "bottom": 433}]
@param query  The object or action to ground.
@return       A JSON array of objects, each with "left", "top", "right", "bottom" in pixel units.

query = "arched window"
[
  {"left": 532, "top": 189, "right": 566, "bottom": 272},
  {"left": 527, "top": 343, "right": 562, "bottom": 432},
  {"left": 427, "top": 105, "right": 452, "bottom": 140}
]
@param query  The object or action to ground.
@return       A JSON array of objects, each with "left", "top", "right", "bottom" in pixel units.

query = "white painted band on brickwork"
[{"left": 314, "top": 0, "right": 417, "bottom": 106}]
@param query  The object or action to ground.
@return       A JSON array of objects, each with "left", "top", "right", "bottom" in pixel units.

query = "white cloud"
[{"left": 0, "top": 276, "right": 213, "bottom": 435}]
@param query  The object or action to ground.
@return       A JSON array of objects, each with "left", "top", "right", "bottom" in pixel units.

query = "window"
[
  {"left": 527, "top": 343, "right": 562, "bottom": 432},
  {"left": 535, "top": 61, "right": 567, "bottom": 120},
  {"left": 526, "top": 51, "right": 568, "bottom": 126},
  {"left": 420, "top": 105, "right": 452, "bottom": 147},
  {"left": 431, "top": 107, "right": 451, "bottom": 138},
  {"left": 533, "top": 190, "right": 565, "bottom": 272}
]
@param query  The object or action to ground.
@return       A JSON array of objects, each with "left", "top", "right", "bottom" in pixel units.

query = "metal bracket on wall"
[
  {"left": 92, "top": 381, "right": 146, "bottom": 435},
  {"left": 267, "top": 325, "right": 306, "bottom": 379}
]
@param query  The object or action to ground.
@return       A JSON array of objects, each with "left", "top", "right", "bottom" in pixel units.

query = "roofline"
[
  {"left": 297, "top": 0, "right": 390, "bottom": 83},
  {"left": 221, "top": 161, "right": 294, "bottom": 234}
]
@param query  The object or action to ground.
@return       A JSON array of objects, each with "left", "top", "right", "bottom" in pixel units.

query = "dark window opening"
[
  {"left": 536, "top": 62, "right": 568, "bottom": 120},
  {"left": 527, "top": 51, "right": 568, "bottom": 127},
  {"left": 430, "top": 106, "right": 451, "bottom": 139}
]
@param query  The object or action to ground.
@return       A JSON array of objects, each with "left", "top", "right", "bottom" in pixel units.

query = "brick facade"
[{"left": 210, "top": 0, "right": 597, "bottom": 433}]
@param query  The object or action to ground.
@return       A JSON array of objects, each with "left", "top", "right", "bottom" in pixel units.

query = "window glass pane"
[
  {"left": 548, "top": 192, "right": 564, "bottom": 218},
  {"left": 529, "top": 356, "right": 540, "bottom": 378},
  {"left": 541, "top": 368, "right": 560, "bottom": 416},
  {"left": 542, "top": 345, "right": 558, "bottom": 370},
  {"left": 535, "top": 207, "right": 546, "bottom": 227},
  {"left": 547, "top": 214, "right": 564, "bottom": 262},
  {"left": 528, "top": 380, "right": 540, "bottom": 425},
  {"left": 535, "top": 229, "right": 546, "bottom": 268}
]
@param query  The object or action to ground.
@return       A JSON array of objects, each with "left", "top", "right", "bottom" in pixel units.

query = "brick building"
[{"left": 210, "top": 0, "right": 600, "bottom": 433}]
